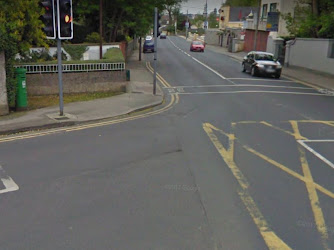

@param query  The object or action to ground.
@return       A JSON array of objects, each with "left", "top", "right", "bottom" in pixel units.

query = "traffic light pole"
[
  {"left": 153, "top": 7, "right": 157, "bottom": 95},
  {"left": 57, "top": 38, "right": 64, "bottom": 116}
]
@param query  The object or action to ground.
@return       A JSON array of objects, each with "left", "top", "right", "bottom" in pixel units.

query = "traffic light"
[
  {"left": 154, "top": 13, "right": 161, "bottom": 37},
  {"left": 58, "top": 0, "right": 73, "bottom": 39},
  {"left": 39, "top": 0, "right": 56, "bottom": 39}
]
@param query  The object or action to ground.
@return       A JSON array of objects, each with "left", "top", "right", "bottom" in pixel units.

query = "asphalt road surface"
[{"left": 0, "top": 36, "right": 333, "bottom": 250}]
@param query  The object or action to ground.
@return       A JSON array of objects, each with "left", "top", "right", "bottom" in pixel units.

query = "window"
[
  {"left": 270, "top": 3, "right": 277, "bottom": 12},
  {"left": 262, "top": 4, "right": 268, "bottom": 19}
]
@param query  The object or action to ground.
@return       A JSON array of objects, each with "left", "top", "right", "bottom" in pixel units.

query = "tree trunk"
[
  {"left": 312, "top": 0, "right": 319, "bottom": 16},
  {"left": 112, "top": 9, "right": 125, "bottom": 42}
]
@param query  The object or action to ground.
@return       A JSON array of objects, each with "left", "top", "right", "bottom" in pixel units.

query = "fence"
[{"left": 14, "top": 62, "right": 125, "bottom": 74}]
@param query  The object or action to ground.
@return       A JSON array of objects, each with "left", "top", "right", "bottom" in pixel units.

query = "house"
[
  {"left": 217, "top": 6, "right": 258, "bottom": 50},
  {"left": 244, "top": 0, "right": 296, "bottom": 37},
  {"left": 219, "top": 6, "right": 258, "bottom": 29}
]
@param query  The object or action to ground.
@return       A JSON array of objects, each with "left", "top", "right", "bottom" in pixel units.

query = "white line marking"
[
  {"left": 174, "top": 91, "right": 330, "bottom": 96},
  {"left": 168, "top": 37, "right": 228, "bottom": 81},
  {"left": 164, "top": 85, "right": 313, "bottom": 90},
  {"left": 0, "top": 165, "right": 19, "bottom": 194},
  {"left": 226, "top": 78, "right": 294, "bottom": 82},
  {"left": 298, "top": 140, "right": 334, "bottom": 169}
]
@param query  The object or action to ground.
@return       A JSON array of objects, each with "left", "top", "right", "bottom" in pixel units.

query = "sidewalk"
[
  {"left": 0, "top": 50, "right": 163, "bottom": 135},
  {"left": 182, "top": 34, "right": 334, "bottom": 90}
]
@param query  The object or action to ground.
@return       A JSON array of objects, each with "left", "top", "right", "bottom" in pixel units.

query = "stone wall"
[
  {"left": 26, "top": 71, "right": 127, "bottom": 96},
  {"left": 0, "top": 52, "right": 9, "bottom": 115}
]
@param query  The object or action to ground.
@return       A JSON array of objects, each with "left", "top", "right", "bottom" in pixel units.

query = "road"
[{"left": 0, "top": 36, "right": 334, "bottom": 250}]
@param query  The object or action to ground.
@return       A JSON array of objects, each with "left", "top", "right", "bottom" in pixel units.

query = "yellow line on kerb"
[
  {"left": 203, "top": 123, "right": 291, "bottom": 250},
  {"left": 290, "top": 121, "right": 330, "bottom": 250},
  {"left": 0, "top": 64, "right": 177, "bottom": 143}
]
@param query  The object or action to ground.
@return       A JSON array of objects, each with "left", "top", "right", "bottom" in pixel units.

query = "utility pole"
[
  {"left": 153, "top": 7, "right": 158, "bottom": 95},
  {"left": 253, "top": 0, "right": 261, "bottom": 51},
  {"left": 186, "top": 10, "right": 189, "bottom": 39},
  {"left": 99, "top": 0, "right": 103, "bottom": 59},
  {"left": 204, "top": 0, "right": 208, "bottom": 29},
  {"left": 57, "top": 39, "right": 64, "bottom": 116}
]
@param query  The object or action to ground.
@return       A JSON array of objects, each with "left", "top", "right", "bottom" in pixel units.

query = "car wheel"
[
  {"left": 274, "top": 74, "right": 281, "bottom": 79},
  {"left": 251, "top": 67, "right": 257, "bottom": 76},
  {"left": 242, "top": 63, "right": 246, "bottom": 72},
  {"left": 143, "top": 50, "right": 146, "bottom": 53}
]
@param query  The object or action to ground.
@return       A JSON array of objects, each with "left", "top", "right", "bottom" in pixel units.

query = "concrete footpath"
[
  {"left": 0, "top": 50, "right": 163, "bottom": 135},
  {"left": 182, "top": 34, "right": 334, "bottom": 91}
]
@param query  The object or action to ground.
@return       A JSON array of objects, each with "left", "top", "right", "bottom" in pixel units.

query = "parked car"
[
  {"left": 242, "top": 51, "right": 282, "bottom": 78},
  {"left": 160, "top": 33, "right": 167, "bottom": 39},
  {"left": 190, "top": 40, "right": 205, "bottom": 52},
  {"left": 143, "top": 39, "right": 154, "bottom": 53}
]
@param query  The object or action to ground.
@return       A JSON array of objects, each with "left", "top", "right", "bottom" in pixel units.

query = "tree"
[
  {"left": 282, "top": 0, "right": 334, "bottom": 38},
  {"left": 162, "top": 0, "right": 187, "bottom": 25},
  {"left": 208, "top": 11, "right": 219, "bottom": 28},
  {"left": 0, "top": 0, "right": 48, "bottom": 107}
]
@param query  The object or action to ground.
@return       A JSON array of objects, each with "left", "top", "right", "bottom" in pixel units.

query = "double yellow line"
[
  {"left": 146, "top": 62, "right": 179, "bottom": 104},
  {"left": 0, "top": 63, "right": 177, "bottom": 143}
]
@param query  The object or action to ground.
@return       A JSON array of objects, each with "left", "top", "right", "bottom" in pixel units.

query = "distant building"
[{"left": 219, "top": 6, "right": 258, "bottom": 29}]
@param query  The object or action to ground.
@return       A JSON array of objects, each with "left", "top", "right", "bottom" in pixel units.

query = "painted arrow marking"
[{"left": 0, "top": 165, "right": 19, "bottom": 194}]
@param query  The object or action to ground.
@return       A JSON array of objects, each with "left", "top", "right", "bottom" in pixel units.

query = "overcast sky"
[{"left": 180, "top": 0, "right": 224, "bottom": 15}]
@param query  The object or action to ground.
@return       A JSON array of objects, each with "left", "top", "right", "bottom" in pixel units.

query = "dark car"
[
  {"left": 190, "top": 40, "right": 205, "bottom": 52},
  {"left": 143, "top": 40, "right": 154, "bottom": 53},
  {"left": 160, "top": 33, "right": 167, "bottom": 39},
  {"left": 242, "top": 51, "right": 282, "bottom": 78}
]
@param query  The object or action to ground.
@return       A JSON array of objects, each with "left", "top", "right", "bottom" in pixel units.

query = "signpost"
[
  {"left": 39, "top": 0, "right": 73, "bottom": 116},
  {"left": 266, "top": 12, "right": 279, "bottom": 32}
]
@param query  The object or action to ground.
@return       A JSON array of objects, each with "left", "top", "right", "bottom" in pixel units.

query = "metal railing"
[{"left": 14, "top": 62, "right": 125, "bottom": 74}]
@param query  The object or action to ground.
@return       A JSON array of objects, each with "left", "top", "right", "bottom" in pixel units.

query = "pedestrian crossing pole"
[{"left": 153, "top": 7, "right": 158, "bottom": 95}]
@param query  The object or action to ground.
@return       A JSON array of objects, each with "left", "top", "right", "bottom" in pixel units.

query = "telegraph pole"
[
  {"left": 153, "top": 7, "right": 158, "bottom": 95},
  {"left": 204, "top": 0, "right": 208, "bottom": 29},
  {"left": 186, "top": 10, "right": 189, "bottom": 39},
  {"left": 253, "top": 0, "right": 261, "bottom": 51},
  {"left": 99, "top": 0, "right": 103, "bottom": 59}
]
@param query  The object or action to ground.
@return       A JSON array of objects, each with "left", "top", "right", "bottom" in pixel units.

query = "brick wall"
[{"left": 26, "top": 71, "right": 127, "bottom": 96}]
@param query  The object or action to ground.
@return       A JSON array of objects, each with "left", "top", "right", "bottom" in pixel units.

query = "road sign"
[{"left": 266, "top": 12, "right": 279, "bottom": 32}]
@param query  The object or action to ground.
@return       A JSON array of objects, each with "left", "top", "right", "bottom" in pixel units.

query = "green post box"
[{"left": 15, "top": 68, "right": 28, "bottom": 110}]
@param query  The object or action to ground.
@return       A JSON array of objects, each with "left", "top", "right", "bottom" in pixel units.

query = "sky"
[{"left": 180, "top": 0, "right": 224, "bottom": 15}]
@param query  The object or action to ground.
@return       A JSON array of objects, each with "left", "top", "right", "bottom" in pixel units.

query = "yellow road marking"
[
  {"left": 290, "top": 121, "right": 329, "bottom": 250},
  {"left": 242, "top": 145, "right": 334, "bottom": 199},
  {"left": 260, "top": 121, "right": 307, "bottom": 140},
  {"left": 203, "top": 123, "right": 291, "bottom": 250}
]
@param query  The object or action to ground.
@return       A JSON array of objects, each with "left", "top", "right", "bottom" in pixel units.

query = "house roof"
[{"left": 229, "top": 7, "right": 259, "bottom": 22}]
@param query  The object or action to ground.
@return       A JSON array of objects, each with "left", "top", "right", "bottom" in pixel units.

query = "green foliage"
[
  {"left": 52, "top": 51, "right": 68, "bottom": 61},
  {"left": 15, "top": 49, "right": 53, "bottom": 63},
  {"left": 0, "top": 0, "right": 47, "bottom": 108},
  {"left": 208, "top": 12, "right": 219, "bottom": 29},
  {"left": 167, "top": 25, "right": 175, "bottom": 34},
  {"left": 85, "top": 32, "right": 103, "bottom": 43},
  {"left": 63, "top": 45, "right": 88, "bottom": 60},
  {"left": 103, "top": 48, "right": 124, "bottom": 62},
  {"left": 282, "top": 0, "right": 334, "bottom": 38}
]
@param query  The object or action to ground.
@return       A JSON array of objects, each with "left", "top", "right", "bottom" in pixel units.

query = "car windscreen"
[
  {"left": 145, "top": 41, "right": 154, "bottom": 45},
  {"left": 255, "top": 54, "right": 274, "bottom": 61},
  {"left": 192, "top": 41, "right": 202, "bottom": 45}
]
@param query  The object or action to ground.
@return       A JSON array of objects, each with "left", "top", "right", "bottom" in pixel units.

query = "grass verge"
[{"left": 28, "top": 91, "right": 124, "bottom": 110}]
